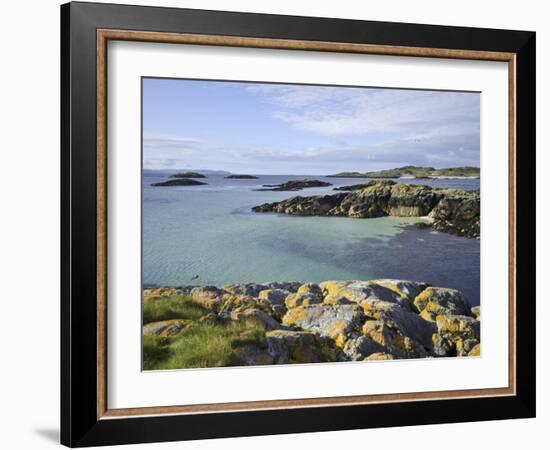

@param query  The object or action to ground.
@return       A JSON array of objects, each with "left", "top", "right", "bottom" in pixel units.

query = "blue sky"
[{"left": 143, "top": 78, "right": 480, "bottom": 175}]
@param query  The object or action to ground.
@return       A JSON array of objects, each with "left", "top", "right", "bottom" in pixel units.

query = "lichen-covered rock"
[
  {"left": 190, "top": 286, "right": 224, "bottom": 309},
  {"left": 364, "top": 352, "right": 394, "bottom": 361},
  {"left": 362, "top": 319, "right": 430, "bottom": 359},
  {"left": 432, "top": 333, "right": 455, "bottom": 357},
  {"left": 230, "top": 308, "right": 281, "bottom": 330},
  {"left": 429, "top": 191, "right": 480, "bottom": 239},
  {"left": 414, "top": 287, "right": 472, "bottom": 317},
  {"left": 343, "top": 336, "right": 386, "bottom": 361},
  {"left": 266, "top": 330, "right": 332, "bottom": 364},
  {"left": 143, "top": 287, "right": 182, "bottom": 303},
  {"left": 282, "top": 304, "right": 365, "bottom": 347},
  {"left": 436, "top": 314, "right": 480, "bottom": 340},
  {"left": 319, "top": 280, "right": 405, "bottom": 306},
  {"left": 143, "top": 319, "right": 191, "bottom": 337},
  {"left": 468, "top": 343, "right": 481, "bottom": 356},
  {"left": 222, "top": 283, "right": 268, "bottom": 297},
  {"left": 258, "top": 289, "right": 289, "bottom": 304},
  {"left": 218, "top": 294, "right": 263, "bottom": 315},
  {"left": 297, "top": 282, "right": 323, "bottom": 298},
  {"left": 370, "top": 279, "right": 429, "bottom": 302},
  {"left": 258, "top": 289, "right": 289, "bottom": 319},
  {"left": 285, "top": 292, "right": 323, "bottom": 308},
  {"left": 252, "top": 181, "right": 480, "bottom": 238},
  {"left": 360, "top": 300, "right": 437, "bottom": 349},
  {"left": 265, "top": 281, "right": 302, "bottom": 292},
  {"left": 455, "top": 338, "right": 480, "bottom": 357},
  {"left": 471, "top": 305, "right": 481, "bottom": 320}
]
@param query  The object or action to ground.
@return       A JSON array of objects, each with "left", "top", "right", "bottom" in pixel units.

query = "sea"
[{"left": 143, "top": 172, "right": 481, "bottom": 306}]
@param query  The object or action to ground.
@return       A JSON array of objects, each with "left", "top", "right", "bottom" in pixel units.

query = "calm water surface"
[{"left": 143, "top": 172, "right": 480, "bottom": 306}]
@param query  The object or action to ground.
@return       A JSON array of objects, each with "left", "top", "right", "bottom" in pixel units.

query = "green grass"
[
  {"left": 142, "top": 295, "right": 210, "bottom": 325},
  {"left": 143, "top": 320, "right": 267, "bottom": 370}
]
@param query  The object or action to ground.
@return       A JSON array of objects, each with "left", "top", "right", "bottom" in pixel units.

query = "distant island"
[
  {"left": 328, "top": 166, "right": 480, "bottom": 179},
  {"left": 225, "top": 174, "right": 259, "bottom": 179},
  {"left": 255, "top": 179, "right": 332, "bottom": 191},
  {"left": 169, "top": 172, "right": 206, "bottom": 178},
  {"left": 151, "top": 179, "right": 207, "bottom": 187}
]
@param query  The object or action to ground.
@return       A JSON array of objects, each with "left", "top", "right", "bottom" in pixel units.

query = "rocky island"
[
  {"left": 252, "top": 180, "right": 480, "bottom": 238},
  {"left": 328, "top": 166, "right": 480, "bottom": 179},
  {"left": 169, "top": 171, "right": 206, "bottom": 178},
  {"left": 143, "top": 279, "right": 480, "bottom": 369},
  {"left": 225, "top": 174, "right": 259, "bottom": 179},
  {"left": 255, "top": 179, "right": 333, "bottom": 191},
  {"left": 151, "top": 178, "right": 208, "bottom": 187}
]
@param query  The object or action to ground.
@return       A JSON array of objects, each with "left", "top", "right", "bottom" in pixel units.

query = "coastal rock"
[
  {"left": 360, "top": 300, "right": 437, "bottom": 349},
  {"left": 258, "top": 289, "right": 289, "bottom": 319},
  {"left": 169, "top": 172, "right": 206, "bottom": 178},
  {"left": 225, "top": 174, "right": 258, "bottom": 179},
  {"left": 436, "top": 314, "right": 480, "bottom": 341},
  {"left": 282, "top": 304, "right": 365, "bottom": 347},
  {"left": 143, "top": 319, "right": 191, "bottom": 337},
  {"left": 151, "top": 178, "right": 207, "bottom": 187},
  {"left": 319, "top": 280, "right": 413, "bottom": 310},
  {"left": 265, "top": 281, "right": 302, "bottom": 292},
  {"left": 285, "top": 292, "right": 323, "bottom": 308},
  {"left": 362, "top": 319, "right": 430, "bottom": 359},
  {"left": 414, "top": 287, "right": 472, "bottom": 317},
  {"left": 364, "top": 352, "right": 394, "bottom": 361},
  {"left": 255, "top": 179, "right": 332, "bottom": 191},
  {"left": 468, "top": 343, "right": 481, "bottom": 356},
  {"left": 222, "top": 283, "right": 268, "bottom": 297},
  {"left": 143, "top": 287, "right": 181, "bottom": 303},
  {"left": 471, "top": 305, "right": 481, "bottom": 320},
  {"left": 252, "top": 181, "right": 480, "bottom": 238},
  {"left": 266, "top": 330, "right": 332, "bottom": 364},
  {"left": 190, "top": 286, "right": 224, "bottom": 309},
  {"left": 230, "top": 308, "right": 282, "bottom": 331},
  {"left": 343, "top": 335, "right": 386, "bottom": 361},
  {"left": 429, "top": 191, "right": 480, "bottom": 238},
  {"left": 333, "top": 180, "right": 396, "bottom": 191}
]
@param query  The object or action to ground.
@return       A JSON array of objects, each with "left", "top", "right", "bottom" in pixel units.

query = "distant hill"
[{"left": 328, "top": 166, "right": 480, "bottom": 179}]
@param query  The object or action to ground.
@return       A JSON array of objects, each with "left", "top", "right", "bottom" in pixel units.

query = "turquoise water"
[{"left": 143, "top": 173, "right": 480, "bottom": 305}]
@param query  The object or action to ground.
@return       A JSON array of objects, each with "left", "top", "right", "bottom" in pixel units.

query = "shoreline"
[{"left": 143, "top": 279, "right": 481, "bottom": 370}]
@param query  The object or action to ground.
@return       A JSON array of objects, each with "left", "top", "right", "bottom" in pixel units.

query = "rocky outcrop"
[
  {"left": 169, "top": 172, "right": 206, "bottom": 178},
  {"left": 255, "top": 179, "right": 333, "bottom": 191},
  {"left": 144, "top": 279, "right": 480, "bottom": 365},
  {"left": 252, "top": 180, "right": 480, "bottom": 238},
  {"left": 225, "top": 174, "right": 259, "bottom": 179},
  {"left": 151, "top": 178, "right": 207, "bottom": 187}
]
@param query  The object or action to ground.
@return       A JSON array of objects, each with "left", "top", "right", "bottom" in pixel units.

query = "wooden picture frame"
[{"left": 61, "top": 1, "right": 536, "bottom": 447}]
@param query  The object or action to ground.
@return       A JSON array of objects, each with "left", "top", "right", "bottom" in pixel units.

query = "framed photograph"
[{"left": 61, "top": 1, "right": 536, "bottom": 447}]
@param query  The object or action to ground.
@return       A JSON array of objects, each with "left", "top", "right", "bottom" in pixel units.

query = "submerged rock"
[{"left": 252, "top": 180, "right": 480, "bottom": 238}]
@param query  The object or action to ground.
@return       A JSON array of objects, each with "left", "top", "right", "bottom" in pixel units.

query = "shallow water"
[{"left": 143, "top": 173, "right": 480, "bottom": 306}]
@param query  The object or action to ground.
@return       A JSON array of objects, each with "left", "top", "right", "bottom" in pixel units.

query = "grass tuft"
[
  {"left": 142, "top": 320, "right": 266, "bottom": 370},
  {"left": 142, "top": 295, "right": 209, "bottom": 325}
]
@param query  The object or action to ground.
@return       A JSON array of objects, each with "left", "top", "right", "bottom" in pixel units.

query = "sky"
[{"left": 142, "top": 78, "right": 480, "bottom": 175}]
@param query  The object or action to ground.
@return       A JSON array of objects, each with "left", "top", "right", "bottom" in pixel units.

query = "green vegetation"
[
  {"left": 169, "top": 172, "right": 206, "bottom": 178},
  {"left": 328, "top": 166, "right": 480, "bottom": 178},
  {"left": 143, "top": 320, "right": 266, "bottom": 370},
  {"left": 142, "top": 296, "right": 209, "bottom": 325},
  {"left": 143, "top": 295, "right": 268, "bottom": 370}
]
